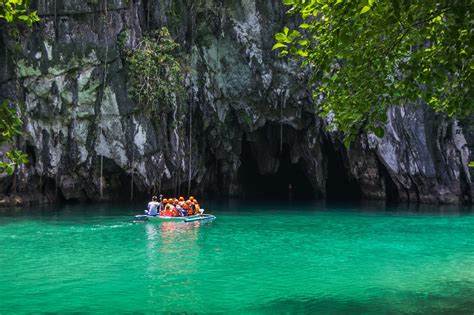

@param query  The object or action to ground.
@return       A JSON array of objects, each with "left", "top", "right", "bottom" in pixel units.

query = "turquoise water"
[{"left": 1, "top": 201, "right": 474, "bottom": 314}]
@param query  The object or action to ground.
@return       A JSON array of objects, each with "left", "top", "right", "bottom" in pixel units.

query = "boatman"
[{"left": 145, "top": 196, "right": 160, "bottom": 216}]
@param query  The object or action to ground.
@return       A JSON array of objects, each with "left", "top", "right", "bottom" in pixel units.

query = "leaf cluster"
[
  {"left": 0, "top": 0, "right": 39, "bottom": 25},
  {"left": 124, "top": 27, "right": 187, "bottom": 116},
  {"left": 0, "top": 100, "right": 28, "bottom": 175},
  {"left": 274, "top": 0, "right": 474, "bottom": 143},
  {"left": 0, "top": 0, "right": 38, "bottom": 176}
]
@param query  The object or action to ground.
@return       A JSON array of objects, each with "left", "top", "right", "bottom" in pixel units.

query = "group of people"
[{"left": 146, "top": 195, "right": 202, "bottom": 217}]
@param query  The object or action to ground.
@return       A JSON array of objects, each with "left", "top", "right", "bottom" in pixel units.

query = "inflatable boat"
[{"left": 134, "top": 213, "right": 216, "bottom": 223}]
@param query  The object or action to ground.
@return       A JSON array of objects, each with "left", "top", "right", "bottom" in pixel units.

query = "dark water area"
[{"left": 1, "top": 201, "right": 473, "bottom": 314}]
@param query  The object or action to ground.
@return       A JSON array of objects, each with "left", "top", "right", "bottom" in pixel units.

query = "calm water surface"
[{"left": 0, "top": 201, "right": 473, "bottom": 314}]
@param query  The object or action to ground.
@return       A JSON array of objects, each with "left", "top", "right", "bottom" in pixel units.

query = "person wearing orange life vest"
[
  {"left": 162, "top": 199, "right": 175, "bottom": 216},
  {"left": 188, "top": 196, "right": 200, "bottom": 215},
  {"left": 194, "top": 201, "right": 203, "bottom": 215},
  {"left": 185, "top": 200, "right": 194, "bottom": 216},
  {"left": 175, "top": 199, "right": 186, "bottom": 217}
]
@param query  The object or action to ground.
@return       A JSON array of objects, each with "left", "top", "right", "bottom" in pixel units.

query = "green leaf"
[
  {"left": 296, "top": 49, "right": 308, "bottom": 57},
  {"left": 297, "top": 39, "right": 308, "bottom": 46},
  {"left": 360, "top": 6, "right": 371, "bottom": 14},
  {"left": 6, "top": 164, "right": 14, "bottom": 176},
  {"left": 275, "top": 33, "right": 290, "bottom": 43},
  {"left": 272, "top": 42, "right": 287, "bottom": 50}
]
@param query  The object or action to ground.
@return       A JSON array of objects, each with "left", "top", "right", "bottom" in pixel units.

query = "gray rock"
[{"left": 0, "top": 0, "right": 471, "bottom": 205}]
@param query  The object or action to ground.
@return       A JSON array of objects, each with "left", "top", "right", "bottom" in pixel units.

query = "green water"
[{"left": 1, "top": 201, "right": 474, "bottom": 314}]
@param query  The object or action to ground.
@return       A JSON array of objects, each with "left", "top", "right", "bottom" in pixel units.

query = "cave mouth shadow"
[
  {"left": 238, "top": 138, "right": 315, "bottom": 201},
  {"left": 324, "top": 141, "right": 362, "bottom": 202}
]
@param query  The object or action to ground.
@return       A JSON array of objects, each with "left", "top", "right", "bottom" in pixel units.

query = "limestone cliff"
[{"left": 0, "top": 0, "right": 471, "bottom": 205}]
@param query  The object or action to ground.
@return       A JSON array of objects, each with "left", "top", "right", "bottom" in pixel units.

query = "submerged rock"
[{"left": 0, "top": 0, "right": 471, "bottom": 205}]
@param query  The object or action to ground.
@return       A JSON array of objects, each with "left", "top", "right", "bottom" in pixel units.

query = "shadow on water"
[
  {"left": 248, "top": 281, "right": 474, "bottom": 314},
  {"left": 203, "top": 199, "right": 474, "bottom": 216},
  {"left": 0, "top": 199, "right": 472, "bottom": 221}
]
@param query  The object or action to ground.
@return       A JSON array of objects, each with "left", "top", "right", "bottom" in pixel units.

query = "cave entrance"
[
  {"left": 239, "top": 138, "right": 314, "bottom": 201},
  {"left": 324, "top": 141, "right": 362, "bottom": 201}
]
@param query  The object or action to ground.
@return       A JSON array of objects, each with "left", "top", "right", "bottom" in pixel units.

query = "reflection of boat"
[{"left": 134, "top": 213, "right": 216, "bottom": 223}]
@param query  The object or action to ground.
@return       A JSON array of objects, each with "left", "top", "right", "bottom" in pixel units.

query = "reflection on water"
[
  {"left": 0, "top": 202, "right": 473, "bottom": 313},
  {"left": 144, "top": 221, "right": 207, "bottom": 304}
]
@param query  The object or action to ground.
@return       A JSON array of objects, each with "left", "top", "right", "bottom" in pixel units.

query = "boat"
[{"left": 134, "top": 213, "right": 216, "bottom": 223}]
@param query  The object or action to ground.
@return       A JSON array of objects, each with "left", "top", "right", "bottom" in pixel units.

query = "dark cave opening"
[
  {"left": 324, "top": 142, "right": 362, "bottom": 201},
  {"left": 239, "top": 138, "right": 315, "bottom": 201},
  {"left": 379, "top": 161, "right": 400, "bottom": 203}
]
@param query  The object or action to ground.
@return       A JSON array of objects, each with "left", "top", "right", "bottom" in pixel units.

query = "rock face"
[{"left": 0, "top": 0, "right": 471, "bottom": 205}]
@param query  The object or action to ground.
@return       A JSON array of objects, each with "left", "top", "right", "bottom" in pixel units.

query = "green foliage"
[
  {"left": 117, "top": 29, "right": 129, "bottom": 51},
  {"left": 469, "top": 161, "right": 474, "bottom": 168},
  {"left": 0, "top": 100, "right": 28, "bottom": 175},
  {"left": 0, "top": 0, "right": 39, "bottom": 25},
  {"left": 0, "top": 100, "right": 22, "bottom": 143},
  {"left": 123, "top": 27, "right": 187, "bottom": 115},
  {"left": 0, "top": 1, "right": 38, "bottom": 175},
  {"left": 274, "top": 0, "right": 474, "bottom": 143},
  {"left": 0, "top": 150, "right": 28, "bottom": 175}
]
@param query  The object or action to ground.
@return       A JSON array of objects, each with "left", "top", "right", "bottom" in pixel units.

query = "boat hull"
[{"left": 134, "top": 214, "right": 216, "bottom": 223}]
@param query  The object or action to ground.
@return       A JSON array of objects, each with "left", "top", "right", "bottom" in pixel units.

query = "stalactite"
[
  {"left": 102, "top": 0, "right": 108, "bottom": 15},
  {"left": 131, "top": 144, "right": 135, "bottom": 201},
  {"left": 102, "top": 17, "right": 109, "bottom": 92},
  {"left": 187, "top": 91, "right": 193, "bottom": 196},
  {"left": 72, "top": 111, "right": 76, "bottom": 192},
  {"left": 159, "top": 176, "right": 162, "bottom": 195},
  {"left": 177, "top": 168, "right": 181, "bottom": 196},
  {"left": 100, "top": 154, "right": 103, "bottom": 200},
  {"left": 55, "top": 168, "right": 58, "bottom": 199},
  {"left": 39, "top": 173, "right": 43, "bottom": 194},
  {"left": 280, "top": 93, "right": 283, "bottom": 153},
  {"left": 146, "top": 0, "right": 150, "bottom": 30},
  {"left": 171, "top": 91, "right": 180, "bottom": 197},
  {"left": 3, "top": 39, "right": 7, "bottom": 79},
  {"left": 54, "top": 0, "right": 58, "bottom": 41},
  {"left": 97, "top": 8, "right": 110, "bottom": 202},
  {"left": 13, "top": 168, "right": 17, "bottom": 197}
]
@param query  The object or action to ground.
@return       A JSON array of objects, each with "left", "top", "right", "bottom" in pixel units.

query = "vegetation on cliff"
[
  {"left": 274, "top": 0, "right": 473, "bottom": 145},
  {"left": 121, "top": 27, "right": 187, "bottom": 116},
  {"left": 0, "top": 0, "right": 38, "bottom": 175}
]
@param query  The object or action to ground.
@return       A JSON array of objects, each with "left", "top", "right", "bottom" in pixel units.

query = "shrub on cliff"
[{"left": 122, "top": 27, "right": 187, "bottom": 116}]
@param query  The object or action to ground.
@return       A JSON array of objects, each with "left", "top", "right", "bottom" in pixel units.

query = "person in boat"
[
  {"left": 176, "top": 202, "right": 186, "bottom": 217},
  {"left": 190, "top": 196, "right": 203, "bottom": 215},
  {"left": 162, "top": 199, "right": 171, "bottom": 216},
  {"left": 186, "top": 200, "right": 194, "bottom": 216},
  {"left": 159, "top": 194, "right": 164, "bottom": 212},
  {"left": 145, "top": 195, "right": 160, "bottom": 216},
  {"left": 177, "top": 197, "right": 186, "bottom": 216},
  {"left": 162, "top": 199, "right": 180, "bottom": 217},
  {"left": 160, "top": 198, "right": 168, "bottom": 215}
]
